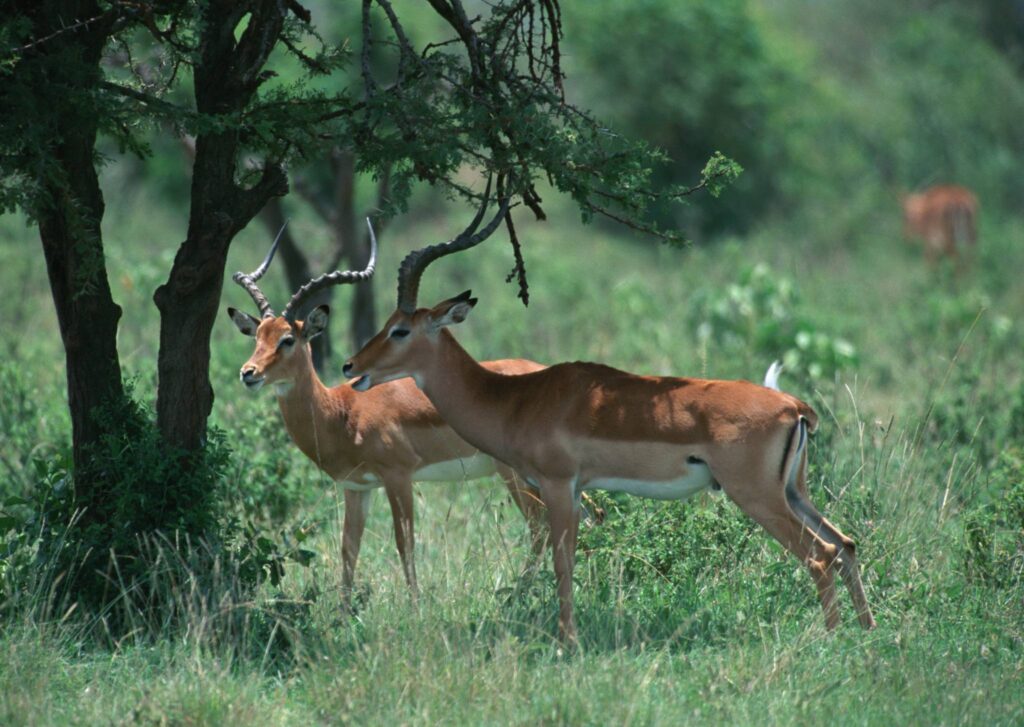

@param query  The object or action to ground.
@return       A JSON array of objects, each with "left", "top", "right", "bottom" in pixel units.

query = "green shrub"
[
  {"left": 962, "top": 448, "right": 1024, "bottom": 588},
  {"left": 223, "top": 409, "right": 321, "bottom": 527},
  {"left": 580, "top": 492, "right": 754, "bottom": 586},
  {"left": 0, "top": 362, "right": 68, "bottom": 502},
  {"left": 689, "top": 262, "right": 857, "bottom": 384},
  {"left": 564, "top": 0, "right": 801, "bottom": 237},
  {"left": 0, "top": 385, "right": 314, "bottom": 633}
]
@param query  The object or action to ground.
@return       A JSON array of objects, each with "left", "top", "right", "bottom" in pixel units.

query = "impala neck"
[
  {"left": 419, "top": 330, "right": 508, "bottom": 454},
  {"left": 275, "top": 345, "right": 352, "bottom": 432}
]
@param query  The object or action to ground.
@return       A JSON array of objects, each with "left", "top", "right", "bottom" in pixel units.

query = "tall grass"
[{"left": 2, "top": 180, "right": 1023, "bottom": 722}]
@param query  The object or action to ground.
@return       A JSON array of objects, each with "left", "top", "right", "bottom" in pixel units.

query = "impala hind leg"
[
  {"left": 538, "top": 477, "right": 581, "bottom": 647},
  {"left": 730, "top": 488, "right": 844, "bottom": 630},
  {"left": 383, "top": 474, "right": 418, "bottom": 598},
  {"left": 785, "top": 455, "right": 876, "bottom": 629},
  {"left": 341, "top": 489, "right": 372, "bottom": 609}
]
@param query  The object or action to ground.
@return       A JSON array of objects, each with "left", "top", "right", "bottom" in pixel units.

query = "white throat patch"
[{"left": 274, "top": 381, "right": 294, "bottom": 396}]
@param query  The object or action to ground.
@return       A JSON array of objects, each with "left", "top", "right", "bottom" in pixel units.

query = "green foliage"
[
  {"left": 567, "top": 0, "right": 1024, "bottom": 242},
  {"left": 574, "top": 492, "right": 771, "bottom": 641},
  {"left": 223, "top": 409, "right": 318, "bottom": 526},
  {"left": 564, "top": 0, "right": 796, "bottom": 236},
  {"left": 581, "top": 494, "right": 752, "bottom": 587},
  {"left": 349, "top": 0, "right": 735, "bottom": 247},
  {"left": 962, "top": 448, "right": 1024, "bottom": 588},
  {"left": 690, "top": 262, "right": 857, "bottom": 384},
  {"left": 0, "top": 389, "right": 220, "bottom": 614},
  {"left": 762, "top": 0, "right": 1024, "bottom": 217},
  {"left": 0, "top": 457, "right": 69, "bottom": 610},
  {"left": 0, "top": 385, "right": 314, "bottom": 628},
  {"left": 0, "top": 361, "right": 67, "bottom": 501}
]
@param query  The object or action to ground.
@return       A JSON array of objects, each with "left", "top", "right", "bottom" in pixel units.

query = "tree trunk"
[
  {"left": 154, "top": 0, "right": 288, "bottom": 452},
  {"left": 37, "top": 135, "right": 126, "bottom": 513},
  {"left": 25, "top": 1, "right": 125, "bottom": 516},
  {"left": 154, "top": 137, "right": 287, "bottom": 451},
  {"left": 153, "top": 228, "right": 231, "bottom": 452}
]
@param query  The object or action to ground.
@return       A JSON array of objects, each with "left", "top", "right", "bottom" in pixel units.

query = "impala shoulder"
[{"left": 368, "top": 377, "right": 445, "bottom": 428}]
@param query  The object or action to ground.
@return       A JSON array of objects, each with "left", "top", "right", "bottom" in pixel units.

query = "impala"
[
  {"left": 226, "top": 223, "right": 552, "bottom": 603},
  {"left": 903, "top": 184, "right": 978, "bottom": 268},
  {"left": 344, "top": 188, "right": 876, "bottom": 643}
]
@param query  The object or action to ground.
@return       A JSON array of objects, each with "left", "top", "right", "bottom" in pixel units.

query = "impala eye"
[
  {"left": 390, "top": 328, "right": 410, "bottom": 339},
  {"left": 278, "top": 336, "right": 295, "bottom": 349}
]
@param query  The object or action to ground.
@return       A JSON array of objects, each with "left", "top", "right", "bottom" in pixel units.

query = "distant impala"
[
  {"left": 903, "top": 184, "right": 978, "bottom": 269},
  {"left": 226, "top": 224, "right": 550, "bottom": 603},
  {"left": 345, "top": 182, "right": 875, "bottom": 643}
]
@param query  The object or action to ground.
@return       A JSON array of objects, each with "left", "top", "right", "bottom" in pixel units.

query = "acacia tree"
[
  {"left": 2, "top": 0, "right": 136, "bottom": 523},
  {"left": 2, "top": 0, "right": 345, "bottom": 594},
  {"left": 1, "top": 0, "right": 736, "bottom": 602}
]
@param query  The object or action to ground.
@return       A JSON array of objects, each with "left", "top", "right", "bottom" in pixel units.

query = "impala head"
[
  {"left": 344, "top": 291, "right": 477, "bottom": 391},
  {"left": 344, "top": 175, "right": 509, "bottom": 390},
  {"left": 227, "top": 221, "right": 377, "bottom": 392},
  {"left": 229, "top": 305, "right": 331, "bottom": 390}
]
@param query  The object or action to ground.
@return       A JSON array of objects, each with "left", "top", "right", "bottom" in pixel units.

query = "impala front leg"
[
  {"left": 539, "top": 477, "right": 580, "bottom": 647},
  {"left": 341, "top": 488, "right": 371, "bottom": 609},
  {"left": 383, "top": 473, "right": 418, "bottom": 598}
]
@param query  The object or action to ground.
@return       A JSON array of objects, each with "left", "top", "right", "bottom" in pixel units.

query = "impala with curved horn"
[
  {"left": 226, "top": 221, "right": 554, "bottom": 603},
  {"left": 344, "top": 186, "right": 876, "bottom": 643}
]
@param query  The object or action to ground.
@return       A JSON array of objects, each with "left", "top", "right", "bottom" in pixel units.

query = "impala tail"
[{"left": 763, "top": 360, "right": 784, "bottom": 391}]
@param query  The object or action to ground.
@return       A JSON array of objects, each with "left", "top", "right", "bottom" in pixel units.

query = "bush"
[
  {"left": 0, "top": 386, "right": 313, "bottom": 633},
  {"left": 564, "top": 0, "right": 801, "bottom": 237},
  {"left": 689, "top": 262, "right": 857, "bottom": 385},
  {"left": 0, "top": 362, "right": 67, "bottom": 503},
  {"left": 962, "top": 447, "right": 1024, "bottom": 588},
  {"left": 580, "top": 492, "right": 754, "bottom": 586}
]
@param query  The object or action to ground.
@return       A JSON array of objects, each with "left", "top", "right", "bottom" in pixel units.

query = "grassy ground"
[{"left": 1, "top": 181, "right": 1023, "bottom": 724}]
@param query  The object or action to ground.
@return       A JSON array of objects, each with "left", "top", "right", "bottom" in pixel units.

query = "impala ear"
[
  {"left": 228, "top": 307, "right": 261, "bottom": 337},
  {"left": 303, "top": 305, "right": 330, "bottom": 340},
  {"left": 429, "top": 291, "right": 477, "bottom": 330}
]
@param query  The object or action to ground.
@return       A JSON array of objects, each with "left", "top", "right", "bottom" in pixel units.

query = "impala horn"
[
  {"left": 232, "top": 219, "right": 378, "bottom": 321},
  {"left": 396, "top": 174, "right": 511, "bottom": 314},
  {"left": 232, "top": 221, "right": 288, "bottom": 318},
  {"left": 281, "top": 218, "right": 378, "bottom": 321}
]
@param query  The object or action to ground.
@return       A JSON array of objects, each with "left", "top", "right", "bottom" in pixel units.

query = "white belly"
[
  {"left": 335, "top": 479, "right": 380, "bottom": 492},
  {"left": 335, "top": 453, "right": 498, "bottom": 489},
  {"left": 413, "top": 452, "right": 497, "bottom": 482},
  {"left": 583, "top": 462, "right": 715, "bottom": 501}
]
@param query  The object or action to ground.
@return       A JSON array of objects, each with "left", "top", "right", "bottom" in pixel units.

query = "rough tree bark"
[
  {"left": 23, "top": 1, "right": 126, "bottom": 514},
  {"left": 153, "top": 0, "right": 289, "bottom": 451}
]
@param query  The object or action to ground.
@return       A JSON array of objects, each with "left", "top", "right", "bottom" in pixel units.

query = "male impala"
[
  {"left": 226, "top": 224, "right": 551, "bottom": 603},
  {"left": 903, "top": 184, "right": 978, "bottom": 268},
  {"left": 344, "top": 189, "right": 876, "bottom": 643}
]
